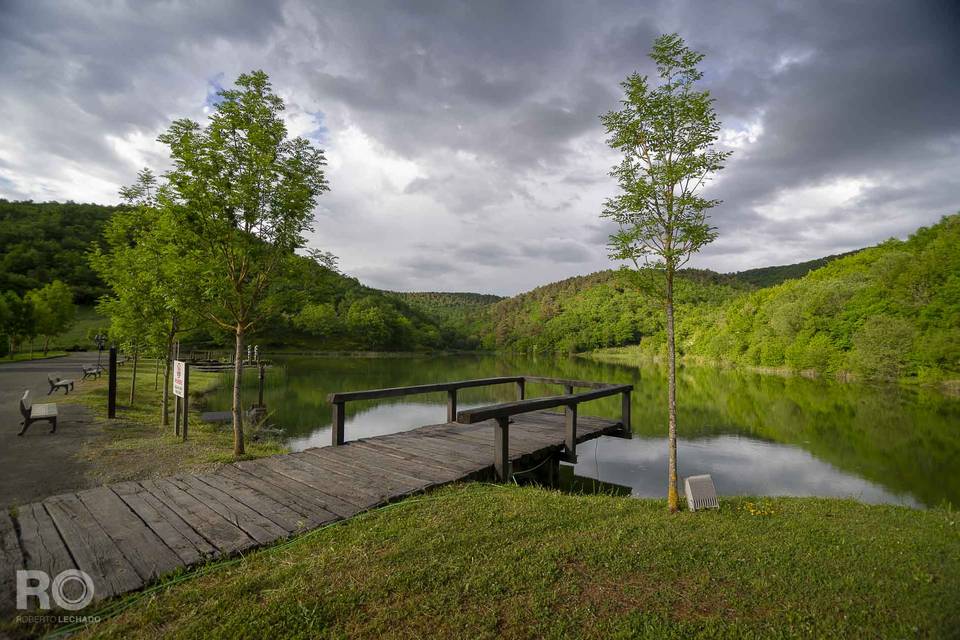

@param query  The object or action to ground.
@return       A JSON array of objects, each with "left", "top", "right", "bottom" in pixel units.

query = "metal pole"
[
  {"left": 258, "top": 362, "right": 265, "bottom": 407},
  {"left": 107, "top": 346, "right": 117, "bottom": 418},
  {"left": 182, "top": 363, "right": 189, "bottom": 441}
]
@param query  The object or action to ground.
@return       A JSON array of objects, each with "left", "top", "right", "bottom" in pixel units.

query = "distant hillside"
[
  {"left": 480, "top": 214, "right": 960, "bottom": 382},
  {"left": 388, "top": 291, "right": 503, "bottom": 326},
  {"left": 729, "top": 250, "right": 860, "bottom": 288},
  {"left": 475, "top": 268, "right": 746, "bottom": 353},
  {"left": 684, "top": 214, "right": 960, "bottom": 381},
  {"left": 0, "top": 199, "right": 120, "bottom": 304}
]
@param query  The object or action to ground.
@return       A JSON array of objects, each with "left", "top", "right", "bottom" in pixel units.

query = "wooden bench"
[
  {"left": 18, "top": 390, "right": 58, "bottom": 435},
  {"left": 81, "top": 365, "right": 102, "bottom": 380},
  {"left": 47, "top": 374, "right": 74, "bottom": 395}
]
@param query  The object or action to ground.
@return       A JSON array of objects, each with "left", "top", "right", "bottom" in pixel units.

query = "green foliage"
[
  {"left": 478, "top": 214, "right": 960, "bottom": 383},
  {"left": 695, "top": 214, "right": 960, "bottom": 381},
  {"left": 729, "top": 250, "right": 860, "bottom": 288},
  {"left": 24, "top": 279, "right": 76, "bottom": 354},
  {"left": 0, "top": 199, "right": 118, "bottom": 303}
]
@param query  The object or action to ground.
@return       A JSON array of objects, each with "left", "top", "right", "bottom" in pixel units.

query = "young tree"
[
  {"left": 159, "top": 70, "right": 329, "bottom": 455},
  {"left": 2, "top": 292, "right": 35, "bottom": 357},
  {"left": 600, "top": 34, "right": 730, "bottom": 512},
  {"left": 91, "top": 169, "right": 204, "bottom": 420},
  {"left": 26, "top": 280, "right": 76, "bottom": 355}
]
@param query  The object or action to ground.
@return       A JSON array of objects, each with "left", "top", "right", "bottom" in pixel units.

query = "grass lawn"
[
  {"left": 18, "top": 484, "right": 958, "bottom": 639},
  {"left": 67, "top": 359, "right": 286, "bottom": 485},
  {"left": 0, "top": 350, "right": 67, "bottom": 362}
]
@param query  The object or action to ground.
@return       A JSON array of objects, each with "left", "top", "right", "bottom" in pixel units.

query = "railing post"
[
  {"left": 621, "top": 389, "right": 632, "bottom": 438},
  {"left": 494, "top": 416, "right": 511, "bottom": 481},
  {"left": 564, "top": 384, "right": 573, "bottom": 395},
  {"left": 447, "top": 389, "right": 458, "bottom": 422},
  {"left": 332, "top": 401, "right": 345, "bottom": 446},
  {"left": 564, "top": 402, "right": 578, "bottom": 463},
  {"left": 516, "top": 379, "right": 525, "bottom": 400}
]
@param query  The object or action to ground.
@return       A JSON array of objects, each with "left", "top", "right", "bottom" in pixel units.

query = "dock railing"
[{"left": 327, "top": 376, "right": 633, "bottom": 481}]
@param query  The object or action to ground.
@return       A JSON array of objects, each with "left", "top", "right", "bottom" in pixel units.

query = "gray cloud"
[{"left": 1, "top": 0, "right": 957, "bottom": 293}]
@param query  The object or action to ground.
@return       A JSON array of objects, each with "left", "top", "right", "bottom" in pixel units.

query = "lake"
[{"left": 204, "top": 354, "right": 960, "bottom": 508}]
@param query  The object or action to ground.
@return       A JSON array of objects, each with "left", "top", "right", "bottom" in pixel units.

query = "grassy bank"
[
  {"left": 1, "top": 350, "right": 67, "bottom": 362},
  {"left": 20, "top": 484, "right": 958, "bottom": 639},
  {"left": 67, "top": 361, "right": 286, "bottom": 485}
]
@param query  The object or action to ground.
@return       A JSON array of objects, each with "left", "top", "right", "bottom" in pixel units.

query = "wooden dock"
[{"left": 1, "top": 376, "right": 631, "bottom": 612}]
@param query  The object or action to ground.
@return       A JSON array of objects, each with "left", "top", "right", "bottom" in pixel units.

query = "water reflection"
[
  {"left": 572, "top": 436, "right": 920, "bottom": 507},
  {"left": 205, "top": 354, "right": 960, "bottom": 508}
]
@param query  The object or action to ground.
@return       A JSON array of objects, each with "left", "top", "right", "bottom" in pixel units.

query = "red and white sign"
[{"left": 173, "top": 360, "right": 186, "bottom": 398}]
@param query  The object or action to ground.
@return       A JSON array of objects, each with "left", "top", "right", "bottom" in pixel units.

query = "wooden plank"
[
  {"left": 140, "top": 479, "right": 254, "bottom": 555},
  {"left": 440, "top": 425, "right": 555, "bottom": 452},
  {"left": 44, "top": 493, "right": 143, "bottom": 598},
  {"left": 351, "top": 440, "right": 477, "bottom": 476},
  {"left": 252, "top": 457, "right": 376, "bottom": 513},
  {"left": 195, "top": 473, "right": 312, "bottom": 535},
  {"left": 15, "top": 503, "right": 76, "bottom": 610},
  {"left": 217, "top": 465, "right": 338, "bottom": 528},
  {"left": 0, "top": 511, "right": 24, "bottom": 613},
  {"left": 112, "top": 482, "right": 215, "bottom": 565},
  {"left": 382, "top": 433, "right": 492, "bottom": 466},
  {"left": 234, "top": 459, "right": 361, "bottom": 519},
  {"left": 168, "top": 476, "right": 287, "bottom": 544},
  {"left": 302, "top": 448, "right": 433, "bottom": 493},
  {"left": 76, "top": 486, "right": 182, "bottom": 582},
  {"left": 336, "top": 443, "right": 460, "bottom": 484},
  {"left": 278, "top": 455, "right": 386, "bottom": 505},
  {"left": 291, "top": 451, "right": 423, "bottom": 500}
]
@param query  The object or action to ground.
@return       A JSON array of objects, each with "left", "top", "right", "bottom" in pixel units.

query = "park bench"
[
  {"left": 47, "top": 374, "right": 74, "bottom": 395},
  {"left": 116, "top": 356, "right": 129, "bottom": 367},
  {"left": 18, "top": 390, "right": 58, "bottom": 435},
  {"left": 81, "top": 365, "right": 102, "bottom": 380}
]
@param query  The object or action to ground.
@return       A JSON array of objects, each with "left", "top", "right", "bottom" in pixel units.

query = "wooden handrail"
[
  {"left": 327, "top": 376, "right": 526, "bottom": 446},
  {"left": 454, "top": 384, "right": 633, "bottom": 423},
  {"left": 327, "top": 376, "right": 524, "bottom": 403},
  {"left": 327, "top": 376, "right": 633, "bottom": 483}
]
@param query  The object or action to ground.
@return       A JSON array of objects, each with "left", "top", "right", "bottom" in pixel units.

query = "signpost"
[{"left": 172, "top": 360, "right": 189, "bottom": 440}]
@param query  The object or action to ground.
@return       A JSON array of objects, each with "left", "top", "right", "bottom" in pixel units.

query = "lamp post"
[{"left": 94, "top": 332, "right": 106, "bottom": 368}]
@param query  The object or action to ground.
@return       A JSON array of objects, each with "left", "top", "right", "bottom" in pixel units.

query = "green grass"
[
  {"left": 48, "top": 305, "right": 108, "bottom": 350},
  {"left": 67, "top": 359, "right": 286, "bottom": 485},
  {"left": 16, "top": 484, "right": 958, "bottom": 639},
  {"left": 1, "top": 350, "right": 67, "bottom": 362}
]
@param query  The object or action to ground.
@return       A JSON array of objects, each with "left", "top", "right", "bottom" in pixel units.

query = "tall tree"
[
  {"left": 158, "top": 70, "right": 329, "bottom": 455},
  {"left": 26, "top": 280, "right": 76, "bottom": 355},
  {"left": 600, "top": 34, "right": 730, "bottom": 512}
]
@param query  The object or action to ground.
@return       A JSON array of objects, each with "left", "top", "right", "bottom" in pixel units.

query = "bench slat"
[{"left": 32, "top": 404, "right": 57, "bottom": 417}]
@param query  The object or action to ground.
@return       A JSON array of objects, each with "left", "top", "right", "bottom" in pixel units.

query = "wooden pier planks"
[{"left": 0, "top": 410, "right": 623, "bottom": 613}]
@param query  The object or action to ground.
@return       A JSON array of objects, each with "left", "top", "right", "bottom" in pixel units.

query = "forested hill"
[
  {"left": 387, "top": 292, "right": 503, "bottom": 325},
  {"left": 729, "top": 250, "right": 860, "bottom": 288},
  {"left": 0, "top": 200, "right": 488, "bottom": 351},
  {"left": 476, "top": 214, "right": 960, "bottom": 382},
  {"left": 0, "top": 200, "right": 120, "bottom": 304}
]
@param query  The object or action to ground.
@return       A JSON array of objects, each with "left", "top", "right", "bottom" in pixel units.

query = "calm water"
[{"left": 205, "top": 354, "right": 960, "bottom": 508}]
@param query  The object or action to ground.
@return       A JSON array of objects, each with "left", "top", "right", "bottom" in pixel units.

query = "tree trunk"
[
  {"left": 154, "top": 356, "right": 160, "bottom": 390},
  {"left": 666, "top": 267, "right": 679, "bottom": 512},
  {"left": 43, "top": 336, "right": 50, "bottom": 356},
  {"left": 129, "top": 341, "right": 139, "bottom": 406},
  {"left": 232, "top": 327, "right": 246, "bottom": 456}
]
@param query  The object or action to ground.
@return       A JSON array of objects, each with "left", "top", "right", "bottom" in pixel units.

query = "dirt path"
[{"left": 0, "top": 352, "right": 105, "bottom": 508}]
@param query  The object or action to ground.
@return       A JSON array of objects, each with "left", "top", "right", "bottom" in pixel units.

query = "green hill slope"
[
  {"left": 729, "top": 250, "right": 859, "bottom": 288},
  {"left": 478, "top": 214, "right": 960, "bottom": 382}
]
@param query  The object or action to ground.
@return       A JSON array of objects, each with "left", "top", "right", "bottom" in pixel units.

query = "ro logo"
[{"left": 17, "top": 569, "right": 95, "bottom": 610}]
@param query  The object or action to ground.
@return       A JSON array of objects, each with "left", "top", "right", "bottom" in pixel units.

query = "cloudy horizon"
[{"left": 1, "top": 1, "right": 958, "bottom": 295}]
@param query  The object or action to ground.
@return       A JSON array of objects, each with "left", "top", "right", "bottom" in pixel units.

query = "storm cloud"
[{"left": 1, "top": 0, "right": 957, "bottom": 295}]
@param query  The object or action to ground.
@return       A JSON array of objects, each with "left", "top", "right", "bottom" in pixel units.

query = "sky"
[{"left": 1, "top": 1, "right": 958, "bottom": 296}]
